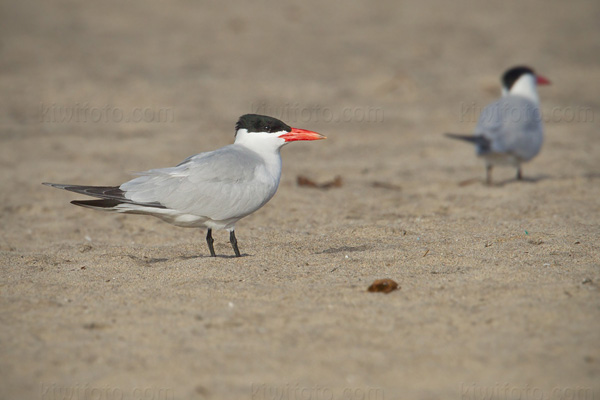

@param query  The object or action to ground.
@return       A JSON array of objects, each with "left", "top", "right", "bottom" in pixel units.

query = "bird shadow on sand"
[
  {"left": 125, "top": 253, "right": 249, "bottom": 265},
  {"left": 178, "top": 254, "right": 250, "bottom": 260},
  {"left": 317, "top": 245, "right": 371, "bottom": 254},
  {"left": 493, "top": 174, "right": 552, "bottom": 187},
  {"left": 458, "top": 174, "right": 551, "bottom": 187}
]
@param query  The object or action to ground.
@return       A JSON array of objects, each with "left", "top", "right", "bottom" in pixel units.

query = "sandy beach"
[{"left": 1, "top": 0, "right": 599, "bottom": 399}]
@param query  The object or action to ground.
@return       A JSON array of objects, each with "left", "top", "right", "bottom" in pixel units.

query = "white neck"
[
  {"left": 233, "top": 129, "right": 285, "bottom": 192},
  {"left": 233, "top": 129, "right": 287, "bottom": 159},
  {"left": 503, "top": 73, "right": 539, "bottom": 103}
]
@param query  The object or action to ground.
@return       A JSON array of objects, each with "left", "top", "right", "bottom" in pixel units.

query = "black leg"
[
  {"left": 230, "top": 230, "right": 241, "bottom": 257},
  {"left": 516, "top": 166, "right": 523, "bottom": 180},
  {"left": 206, "top": 229, "right": 216, "bottom": 257},
  {"left": 486, "top": 165, "right": 493, "bottom": 186}
]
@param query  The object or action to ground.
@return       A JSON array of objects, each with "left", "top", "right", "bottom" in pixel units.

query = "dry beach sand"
[{"left": 1, "top": 0, "right": 599, "bottom": 399}]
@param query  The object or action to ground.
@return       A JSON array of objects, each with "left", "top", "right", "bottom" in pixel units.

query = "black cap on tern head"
[
  {"left": 502, "top": 66, "right": 536, "bottom": 91},
  {"left": 235, "top": 114, "right": 291, "bottom": 135}
]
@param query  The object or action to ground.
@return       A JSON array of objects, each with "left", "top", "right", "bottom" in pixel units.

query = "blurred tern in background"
[
  {"left": 44, "top": 114, "right": 326, "bottom": 257},
  {"left": 446, "top": 66, "right": 550, "bottom": 184}
]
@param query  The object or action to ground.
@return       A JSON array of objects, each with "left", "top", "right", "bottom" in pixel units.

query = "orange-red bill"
[
  {"left": 279, "top": 127, "right": 326, "bottom": 142},
  {"left": 536, "top": 75, "right": 551, "bottom": 85}
]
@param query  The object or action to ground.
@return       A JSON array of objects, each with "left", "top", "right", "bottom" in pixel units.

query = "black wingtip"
[
  {"left": 71, "top": 199, "right": 122, "bottom": 209},
  {"left": 444, "top": 133, "right": 480, "bottom": 143},
  {"left": 445, "top": 133, "right": 491, "bottom": 153}
]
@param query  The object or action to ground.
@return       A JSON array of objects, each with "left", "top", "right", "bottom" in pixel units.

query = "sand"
[{"left": 1, "top": 0, "right": 599, "bottom": 399}]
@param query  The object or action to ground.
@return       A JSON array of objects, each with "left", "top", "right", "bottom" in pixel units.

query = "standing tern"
[
  {"left": 445, "top": 66, "right": 550, "bottom": 184},
  {"left": 44, "top": 114, "right": 326, "bottom": 257}
]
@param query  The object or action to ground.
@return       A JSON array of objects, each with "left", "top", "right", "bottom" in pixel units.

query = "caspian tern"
[
  {"left": 445, "top": 66, "right": 550, "bottom": 185},
  {"left": 44, "top": 114, "right": 326, "bottom": 257}
]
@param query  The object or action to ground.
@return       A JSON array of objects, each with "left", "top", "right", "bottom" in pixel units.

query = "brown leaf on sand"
[
  {"left": 458, "top": 178, "right": 479, "bottom": 187},
  {"left": 367, "top": 279, "right": 399, "bottom": 294},
  {"left": 297, "top": 175, "right": 343, "bottom": 189}
]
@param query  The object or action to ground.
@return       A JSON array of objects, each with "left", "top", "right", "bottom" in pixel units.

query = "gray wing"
[
  {"left": 120, "top": 145, "right": 277, "bottom": 220},
  {"left": 475, "top": 96, "right": 544, "bottom": 161}
]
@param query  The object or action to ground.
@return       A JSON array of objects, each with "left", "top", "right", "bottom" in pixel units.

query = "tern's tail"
[
  {"left": 42, "top": 182, "right": 165, "bottom": 209},
  {"left": 445, "top": 133, "right": 481, "bottom": 143},
  {"left": 444, "top": 133, "right": 491, "bottom": 152}
]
